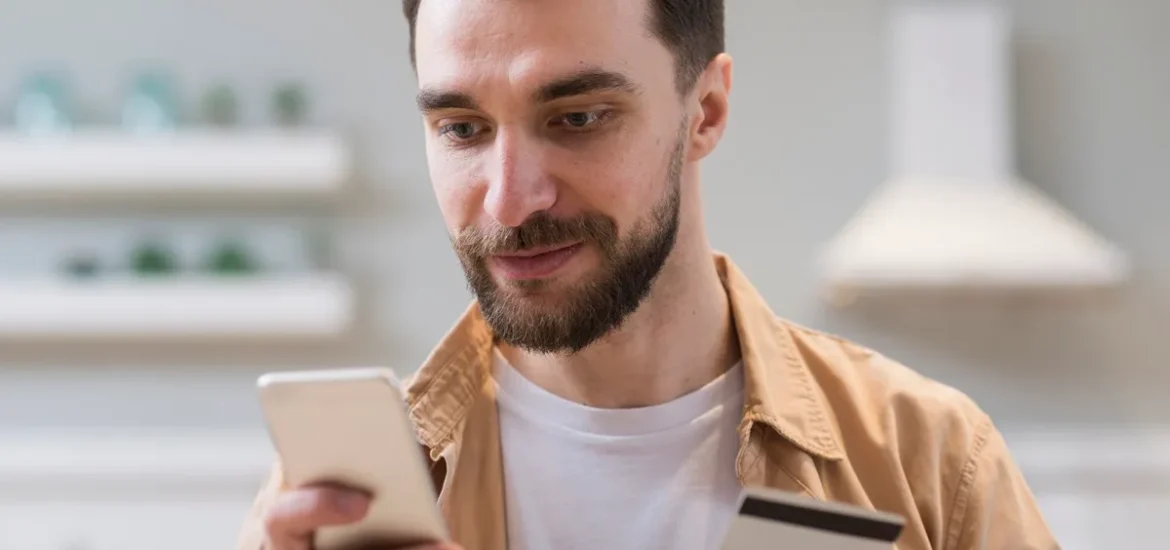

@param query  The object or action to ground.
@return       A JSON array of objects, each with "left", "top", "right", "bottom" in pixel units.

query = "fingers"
[{"left": 262, "top": 485, "right": 372, "bottom": 550}]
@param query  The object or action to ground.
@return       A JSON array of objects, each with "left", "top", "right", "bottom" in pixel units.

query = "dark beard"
[{"left": 452, "top": 123, "right": 686, "bottom": 354}]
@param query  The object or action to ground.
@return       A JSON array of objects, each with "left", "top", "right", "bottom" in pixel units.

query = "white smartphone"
[{"left": 257, "top": 367, "right": 449, "bottom": 550}]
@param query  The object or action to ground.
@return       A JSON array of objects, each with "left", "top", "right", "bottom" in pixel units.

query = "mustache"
[{"left": 455, "top": 212, "right": 617, "bottom": 256}]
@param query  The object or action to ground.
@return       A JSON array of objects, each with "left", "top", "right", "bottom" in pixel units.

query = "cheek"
[
  {"left": 428, "top": 153, "right": 483, "bottom": 235},
  {"left": 550, "top": 129, "right": 668, "bottom": 232}
]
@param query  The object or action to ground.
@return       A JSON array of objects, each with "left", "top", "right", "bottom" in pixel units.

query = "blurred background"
[{"left": 0, "top": 1, "right": 1166, "bottom": 549}]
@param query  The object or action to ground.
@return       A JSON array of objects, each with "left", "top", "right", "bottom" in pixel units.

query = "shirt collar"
[{"left": 404, "top": 253, "right": 844, "bottom": 461}]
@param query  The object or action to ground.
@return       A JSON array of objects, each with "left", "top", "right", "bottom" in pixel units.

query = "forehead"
[{"left": 414, "top": 0, "right": 670, "bottom": 94}]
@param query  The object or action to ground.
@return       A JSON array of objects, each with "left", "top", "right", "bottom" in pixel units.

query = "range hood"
[{"left": 820, "top": 2, "right": 1130, "bottom": 304}]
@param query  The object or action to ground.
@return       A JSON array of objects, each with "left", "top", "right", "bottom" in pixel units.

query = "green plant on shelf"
[
  {"left": 131, "top": 241, "right": 179, "bottom": 276},
  {"left": 272, "top": 82, "right": 309, "bottom": 127},
  {"left": 202, "top": 84, "right": 239, "bottom": 127},
  {"left": 206, "top": 239, "right": 258, "bottom": 276},
  {"left": 304, "top": 225, "right": 333, "bottom": 271}
]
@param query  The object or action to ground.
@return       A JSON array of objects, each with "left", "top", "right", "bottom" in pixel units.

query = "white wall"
[{"left": 1, "top": 1, "right": 1167, "bottom": 548}]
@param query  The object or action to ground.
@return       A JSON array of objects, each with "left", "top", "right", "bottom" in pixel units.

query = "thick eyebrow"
[
  {"left": 534, "top": 69, "right": 639, "bottom": 103},
  {"left": 415, "top": 68, "right": 638, "bottom": 114},
  {"left": 416, "top": 89, "right": 480, "bottom": 113}
]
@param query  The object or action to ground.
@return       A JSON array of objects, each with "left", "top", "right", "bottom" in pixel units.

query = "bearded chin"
[{"left": 461, "top": 128, "right": 686, "bottom": 355}]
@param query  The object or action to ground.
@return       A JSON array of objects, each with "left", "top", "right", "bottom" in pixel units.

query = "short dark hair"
[{"left": 402, "top": 0, "right": 724, "bottom": 94}]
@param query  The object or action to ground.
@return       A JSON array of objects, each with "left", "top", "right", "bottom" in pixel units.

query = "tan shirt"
[{"left": 235, "top": 254, "right": 1059, "bottom": 550}]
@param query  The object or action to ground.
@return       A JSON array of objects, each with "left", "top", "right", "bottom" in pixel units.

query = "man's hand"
[{"left": 261, "top": 484, "right": 460, "bottom": 550}]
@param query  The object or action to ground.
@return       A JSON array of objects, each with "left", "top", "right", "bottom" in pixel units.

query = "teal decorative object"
[
  {"left": 13, "top": 72, "right": 72, "bottom": 135},
  {"left": 202, "top": 84, "right": 239, "bottom": 127},
  {"left": 62, "top": 252, "right": 101, "bottom": 279},
  {"left": 206, "top": 238, "right": 258, "bottom": 275},
  {"left": 272, "top": 82, "right": 309, "bottom": 126},
  {"left": 122, "top": 71, "right": 179, "bottom": 133},
  {"left": 131, "top": 240, "right": 179, "bottom": 276}
]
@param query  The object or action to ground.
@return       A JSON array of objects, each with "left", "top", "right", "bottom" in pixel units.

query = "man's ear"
[{"left": 688, "top": 53, "right": 733, "bottom": 162}]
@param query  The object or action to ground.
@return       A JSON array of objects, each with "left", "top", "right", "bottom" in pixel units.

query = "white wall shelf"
[
  {"left": 0, "top": 274, "right": 353, "bottom": 339},
  {"left": 0, "top": 129, "right": 351, "bottom": 200},
  {"left": 0, "top": 429, "right": 273, "bottom": 550}
]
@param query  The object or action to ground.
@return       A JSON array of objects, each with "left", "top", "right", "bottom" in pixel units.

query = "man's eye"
[
  {"left": 556, "top": 111, "right": 606, "bottom": 130},
  {"left": 438, "top": 122, "right": 482, "bottom": 140}
]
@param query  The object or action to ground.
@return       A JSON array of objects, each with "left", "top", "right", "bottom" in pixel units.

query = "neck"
[{"left": 498, "top": 220, "right": 740, "bottom": 409}]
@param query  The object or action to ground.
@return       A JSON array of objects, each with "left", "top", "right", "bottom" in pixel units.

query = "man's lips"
[{"left": 490, "top": 242, "right": 583, "bottom": 280}]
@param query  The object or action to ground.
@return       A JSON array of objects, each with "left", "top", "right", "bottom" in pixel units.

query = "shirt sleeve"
[{"left": 944, "top": 419, "right": 1062, "bottom": 550}]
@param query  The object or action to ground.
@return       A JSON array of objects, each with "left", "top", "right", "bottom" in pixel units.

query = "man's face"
[{"left": 414, "top": 0, "right": 692, "bottom": 354}]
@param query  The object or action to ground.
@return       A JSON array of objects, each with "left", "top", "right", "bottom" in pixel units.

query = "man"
[{"left": 237, "top": 0, "right": 1059, "bottom": 549}]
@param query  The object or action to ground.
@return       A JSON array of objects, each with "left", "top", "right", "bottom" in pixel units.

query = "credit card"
[{"left": 721, "top": 486, "right": 905, "bottom": 549}]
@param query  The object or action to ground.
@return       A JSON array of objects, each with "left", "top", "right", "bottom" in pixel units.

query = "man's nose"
[{"left": 483, "top": 128, "right": 556, "bottom": 228}]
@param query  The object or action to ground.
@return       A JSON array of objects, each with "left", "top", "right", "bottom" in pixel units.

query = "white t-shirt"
[{"left": 492, "top": 351, "right": 745, "bottom": 550}]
